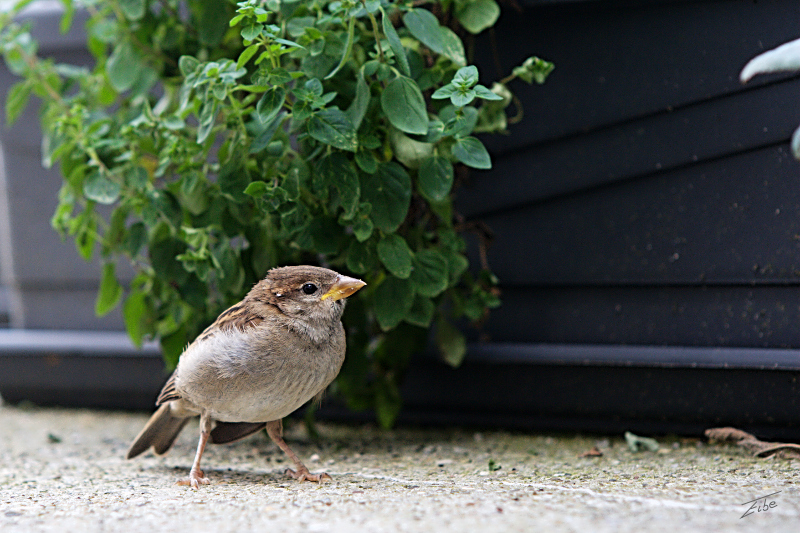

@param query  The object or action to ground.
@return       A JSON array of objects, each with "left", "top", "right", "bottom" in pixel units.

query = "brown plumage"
[{"left": 126, "top": 265, "right": 365, "bottom": 488}]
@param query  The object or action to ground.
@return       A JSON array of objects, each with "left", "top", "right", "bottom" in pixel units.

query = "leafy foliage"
[{"left": 1, "top": 0, "right": 552, "bottom": 427}]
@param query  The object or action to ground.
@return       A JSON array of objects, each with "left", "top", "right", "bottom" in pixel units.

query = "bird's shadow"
[
  {"left": 153, "top": 464, "right": 287, "bottom": 486},
  {"left": 152, "top": 462, "right": 340, "bottom": 487}
]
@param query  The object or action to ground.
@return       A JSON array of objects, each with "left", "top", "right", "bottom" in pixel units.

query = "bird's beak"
[{"left": 320, "top": 275, "right": 367, "bottom": 301}]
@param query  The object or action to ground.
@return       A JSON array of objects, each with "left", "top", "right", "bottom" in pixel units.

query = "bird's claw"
[
  {"left": 177, "top": 469, "right": 211, "bottom": 489},
  {"left": 285, "top": 467, "right": 331, "bottom": 483}
]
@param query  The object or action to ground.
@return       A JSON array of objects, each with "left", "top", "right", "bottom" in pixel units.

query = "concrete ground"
[{"left": 1, "top": 402, "right": 798, "bottom": 533}]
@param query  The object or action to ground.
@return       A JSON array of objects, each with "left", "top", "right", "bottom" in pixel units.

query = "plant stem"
[{"left": 361, "top": 0, "right": 384, "bottom": 62}]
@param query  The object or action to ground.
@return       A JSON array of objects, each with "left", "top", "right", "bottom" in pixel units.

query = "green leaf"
[
  {"left": 374, "top": 276, "right": 415, "bottom": 330},
  {"left": 144, "top": 190, "right": 182, "bottom": 229},
  {"left": 453, "top": 65, "right": 479, "bottom": 86},
  {"left": 125, "top": 166, "right": 148, "bottom": 190},
  {"left": 197, "top": 1, "right": 230, "bottom": 46},
  {"left": 305, "top": 217, "right": 345, "bottom": 255},
  {"left": 274, "top": 37, "right": 305, "bottom": 49},
  {"left": 381, "top": 7, "right": 410, "bottom": 77},
  {"left": 106, "top": 40, "right": 143, "bottom": 92},
  {"left": 403, "top": 9, "right": 443, "bottom": 54},
  {"left": 438, "top": 27, "right": 467, "bottom": 66},
  {"left": 360, "top": 162, "right": 411, "bottom": 233},
  {"left": 149, "top": 236, "right": 188, "bottom": 283},
  {"left": 441, "top": 105, "right": 479, "bottom": 137},
  {"left": 96, "top": 262, "right": 123, "bottom": 316},
  {"left": 83, "top": 171, "right": 121, "bottom": 204},
  {"left": 410, "top": 249, "right": 448, "bottom": 297},
  {"left": 417, "top": 156, "right": 453, "bottom": 201},
  {"left": 237, "top": 44, "right": 260, "bottom": 70},
  {"left": 197, "top": 99, "right": 218, "bottom": 143},
  {"left": 346, "top": 70, "right": 370, "bottom": 130},
  {"left": 325, "top": 15, "right": 355, "bottom": 79},
  {"left": 75, "top": 212, "right": 97, "bottom": 261},
  {"left": 389, "top": 129, "right": 433, "bottom": 169},
  {"left": 473, "top": 84, "right": 503, "bottom": 100},
  {"left": 218, "top": 157, "right": 250, "bottom": 203},
  {"left": 319, "top": 153, "right": 360, "bottom": 218},
  {"left": 455, "top": 0, "right": 500, "bottom": 34},
  {"left": 60, "top": 0, "right": 75, "bottom": 33},
  {"left": 161, "top": 327, "right": 187, "bottom": 368},
  {"left": 256, "top": 86, "right": 285, "bottom": 124},
  {"left": 375, "top": 375, "right": 402, "bottom": 429},
  {"left": 5, "top": 80, "right": 30, "bottom": 126},
  {"left": 377, "top": 234, "right": 414, "bottom": 279},
  {"left": 179, "top": 55, "right": 200, "bottom": 77},
  {"left": 512, "top": 56, "right": 555, "bottom": 85},
  {"left": 404, "top": 10, "right": 466, "bottom": 66},
  {"left": 625, "top": 431, "right": 660, "bottom": 453},
  {"left": 431, "top": 84, "right": 457, "bottom": 100},
  {"left": 405, "top": 295, "right": 435, "bottom": 328},
  {"left": 250, "top": 111, "right": 285, "bottom": 153},
  {"left": 444, "top": 250, "right": 469, "bottom": 282},
  {"left": 381, "top": 76, "right": 428, "bottom": 135},
  {"left": 3, "top": 33, "right": 36, "bottom": 76},
  {"left": 307, "top": 108, "right": 358, "bottom": 152},
  {"left": 162, "top": 115, "right": 185, "bottom": 130},
  {"left": 123, "top": 222, "right": 147, "bottom": 257},
  {"left": 450, "top": 88, "right": 476, "bottom": 107},
  {"left": 178, "top": 171, "right": 209, "bottom": 215},
  {"left": 355, "top": 150, "right": 378, "bottom": 174},
  {"left": 123, "top": 289, "right": 149, "bottom": 348},
  {"left": 241, "top": 23, "right": 261, "bottom": 41},
  {"left": 119, "top": 0, "right": 146, "bottom": 20},
  {"left": 346, "top": 238, "right": 378, "bottom": 274},
  {"left": 243, "top": 181, "right": 268, "bottom": 197},
  {"left": 435, "top": 315, "right": 467, "bottom": 367},
  {"left": 351, "top": 202, "right": 374, "bottom": 242},
  {"left": 452, "top": 136, "right": 491, "bottom": 169},
  {"left": 229, "top": 13, "right": 245, "bottom": 27}
]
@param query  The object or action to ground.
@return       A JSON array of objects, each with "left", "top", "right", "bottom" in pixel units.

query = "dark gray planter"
[{"left": 0, "top": 2, "right": 123, "bottom": 330}]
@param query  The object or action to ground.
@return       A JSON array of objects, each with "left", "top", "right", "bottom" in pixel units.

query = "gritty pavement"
[{"left": 1, "top": 402, "right": 798, "bottom": 533}]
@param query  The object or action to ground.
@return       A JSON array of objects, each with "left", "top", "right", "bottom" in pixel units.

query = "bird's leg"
[
  {"left": 266, "top": 419, "right": 331, "bottom": 483},
  {"left": 177, "top": 412, "right": 212, "bottom": 489}
]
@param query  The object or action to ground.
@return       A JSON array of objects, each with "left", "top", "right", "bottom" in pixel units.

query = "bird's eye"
[{"left": 301, "top": 283, "right": 318, "bottom": 295}]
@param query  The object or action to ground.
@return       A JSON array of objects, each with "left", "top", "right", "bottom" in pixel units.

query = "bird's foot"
[
  {"left": 177, "top": 468, "right": 211, "bottom": 489},
  {"left": 285, "top": 467, "right": 331, "bottom": 483}
]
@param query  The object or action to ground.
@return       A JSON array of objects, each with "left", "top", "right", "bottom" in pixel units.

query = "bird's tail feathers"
[{"left": 126, "top": 403, "right": 191, "bottom": 459}]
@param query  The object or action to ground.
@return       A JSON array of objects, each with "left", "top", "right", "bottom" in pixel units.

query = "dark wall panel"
[
  {"left": 477, "top": 0, "right": 800, "bottom": 152},
  {"left": 482, "top": 286, "right": 800, "bottom": 347},
  {"left": 460, "top": 79, "right": 800, "bottom": 217},
  {"left": 476, "top": 145, "right": 800, "bottom": 286},
  {"left": 458, "top": 0, "right": 800, "bottom": 355}
]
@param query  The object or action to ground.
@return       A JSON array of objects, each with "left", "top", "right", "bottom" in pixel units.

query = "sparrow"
[{"left": 125, "top": 265, "right": 366, "bottom": 488}]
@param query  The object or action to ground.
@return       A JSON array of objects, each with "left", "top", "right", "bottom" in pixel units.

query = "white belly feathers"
[{"left": 174, "top": 323, "right": 345, "bottom": 423}]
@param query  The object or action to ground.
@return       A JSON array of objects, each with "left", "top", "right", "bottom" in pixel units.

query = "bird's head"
[{"left": 248, "top": 265, "right": 366, "bottom": 327}]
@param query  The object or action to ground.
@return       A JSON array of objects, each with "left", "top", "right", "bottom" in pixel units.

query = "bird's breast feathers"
[{"left": 174, "top": 323, "right": 345, "bottom": 423}]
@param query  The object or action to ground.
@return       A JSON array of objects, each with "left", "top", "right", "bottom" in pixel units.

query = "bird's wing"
[
  {"left": 195, "top": 303, "right": 266, "bottom": 344},
  {"left": 155, "top": 301, "right": 269, "bottom": 405},
  {"left": 209, "top": 421, "right": 267, "bottom": 444},
  {"left": 156, "top": 372, "right": 181, "bottom": 405}
]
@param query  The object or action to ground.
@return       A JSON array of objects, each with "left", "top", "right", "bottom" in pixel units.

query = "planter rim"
[
  {"left": 0, "top": 328, "right": 159, "bottom": 356},
  {"left": 466, "top": 342, "right": 800, "bottom": 371}
]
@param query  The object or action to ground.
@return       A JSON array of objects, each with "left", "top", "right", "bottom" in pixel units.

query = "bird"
[{"left": 125, "top": 265, "right": 366, "bottom": 488}]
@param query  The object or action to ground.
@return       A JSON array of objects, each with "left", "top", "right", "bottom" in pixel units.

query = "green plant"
[{"left": 1, "top": 0, "right": 552, "bottom": 427}]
